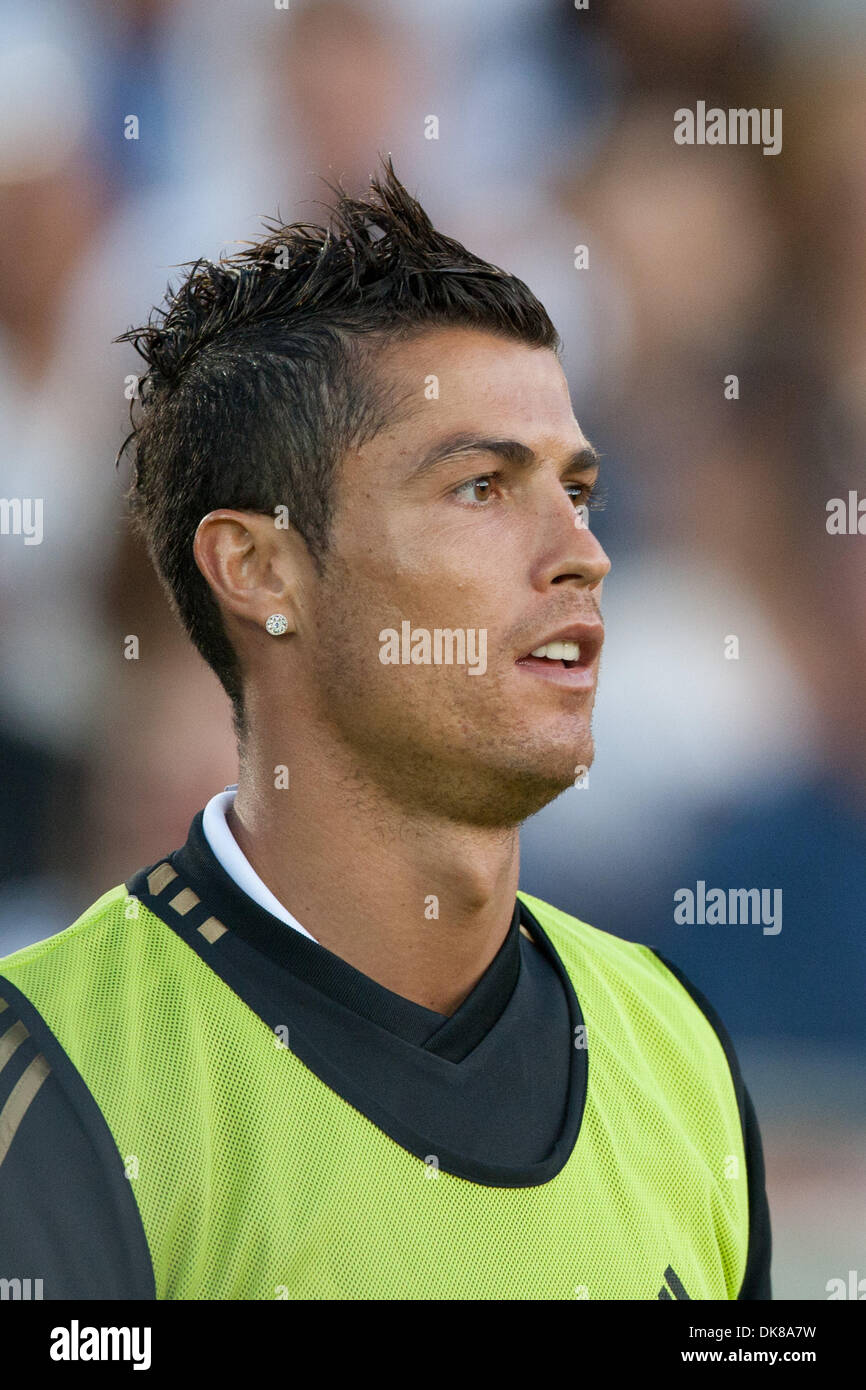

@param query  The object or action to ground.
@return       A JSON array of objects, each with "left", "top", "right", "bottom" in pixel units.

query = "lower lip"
[{"left": 515, "top": 656, "right": 596, "bottom": 690}]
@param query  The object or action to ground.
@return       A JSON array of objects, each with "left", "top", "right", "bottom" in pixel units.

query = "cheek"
[
  {"left": 310, "top": 558, "right": 416, "bottom": 708},
  {"left": 316, "top": 516, "right": 516, "bottom": 689},
  {"left": 311, "top": 570, "right": 491, "bottom": 722},
  {"left": 348, "top": 495, "right": 482, "bottom": 587}
]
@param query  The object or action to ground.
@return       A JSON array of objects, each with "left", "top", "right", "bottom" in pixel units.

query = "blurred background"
[{"left": 0, "top": 0, "right": 863, "bottom": 1298}]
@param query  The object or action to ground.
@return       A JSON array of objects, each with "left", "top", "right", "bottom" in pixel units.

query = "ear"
[{"left": 193, "top": 510, "right": 312, "bottom": 637}]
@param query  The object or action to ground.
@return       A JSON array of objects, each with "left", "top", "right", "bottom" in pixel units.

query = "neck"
[{"left": 227, "top": 729, "right": 521, "bottom": 1016}]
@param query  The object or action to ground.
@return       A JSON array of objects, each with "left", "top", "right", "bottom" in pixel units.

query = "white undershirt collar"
[{"left": 201, "top": 786, "right": 318, "bottom": 943}]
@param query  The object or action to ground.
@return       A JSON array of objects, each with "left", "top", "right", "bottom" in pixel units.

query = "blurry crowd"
[{"left": 0, "top": 0, "right": 864, "bottom": 1292}]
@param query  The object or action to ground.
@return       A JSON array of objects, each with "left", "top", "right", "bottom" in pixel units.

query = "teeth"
[{"left": 529, "top": 641, "right": 581, "bottom": 661}]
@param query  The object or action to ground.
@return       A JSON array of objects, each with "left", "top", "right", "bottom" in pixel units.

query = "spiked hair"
[{"left": 115, "top": 156, "right": 560, "bottom": 741}]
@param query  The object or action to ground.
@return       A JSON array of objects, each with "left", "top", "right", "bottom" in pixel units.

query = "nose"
[{"left": 530, "top": 481, "right": 611, "bottom": 594}]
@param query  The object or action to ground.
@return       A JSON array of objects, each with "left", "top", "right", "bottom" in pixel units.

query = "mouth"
[{"left": 515, "top": 623, "right": 603, "bottom": 690}]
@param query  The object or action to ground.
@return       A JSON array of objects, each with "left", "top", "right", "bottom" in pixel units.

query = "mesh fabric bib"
[{"left": 0, "top": 884, "right": 749, "bottom": 1299}]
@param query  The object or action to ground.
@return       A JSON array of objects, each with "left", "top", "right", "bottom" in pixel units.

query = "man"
[{"left": 0, "top": 159, "right": 770, "bottom": 1299}]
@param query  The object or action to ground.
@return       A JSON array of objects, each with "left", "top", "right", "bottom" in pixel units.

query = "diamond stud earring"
[{"left": 265, "top": 614, "right": 289, "bottom": 636}]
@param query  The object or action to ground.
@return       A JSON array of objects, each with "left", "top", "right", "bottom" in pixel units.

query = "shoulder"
[
  {"left": 0, "top": 882, "right": 157, "bottom": 1064},
  {"left": 518, "top": 890, "right": 747, "bottom": 1094},
  {"left": 0, "top": 882, "right": 136, "bottom": 1093},
  {"left": 519, "top": 889, "right": 701, "bottom": 994},
  {"left": 0, "top": 883, "right": 131, "bottom": 981},
  {"left": 0, "top": 931, "right": 157, "bottom": 1299}
]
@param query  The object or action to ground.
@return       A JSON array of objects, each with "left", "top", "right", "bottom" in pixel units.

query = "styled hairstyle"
[{"left": 116, "top": 156, "right": 560, "bottom": 741}]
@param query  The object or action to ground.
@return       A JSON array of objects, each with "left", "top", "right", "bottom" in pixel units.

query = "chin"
[
  {"left": 486, "top": 749, "right": 595, "bottom": 826},
  {"left": 531, "top": 725, "right": 595, "bottom": 780}
]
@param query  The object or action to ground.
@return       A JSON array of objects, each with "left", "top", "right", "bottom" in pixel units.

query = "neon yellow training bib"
[{"left": 0, "top": 883, "right": 749, "bottom": 1299}]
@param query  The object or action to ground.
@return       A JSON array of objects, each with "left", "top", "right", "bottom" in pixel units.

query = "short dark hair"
[{"left": 115, "top": 156, "right": 560, "bottom": 742}]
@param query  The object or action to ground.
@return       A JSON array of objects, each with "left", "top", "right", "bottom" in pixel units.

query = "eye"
[
  {"left": 566, "top": 479, "right": 605, "bottom": 509},
  {"left": 453, "top": 474, "right": 499, "bottom": 505},
  {"left": 451, "top": 473, "right": 606, "bottom": 510}
]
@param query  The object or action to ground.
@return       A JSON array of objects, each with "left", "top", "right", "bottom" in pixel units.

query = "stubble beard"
[{"left": 310, "top": 637, "right": 596, "bottom": 829}]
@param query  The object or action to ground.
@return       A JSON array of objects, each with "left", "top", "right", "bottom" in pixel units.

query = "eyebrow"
[{"left": 407, "top": 432, "right": 601, "bottom": 481}]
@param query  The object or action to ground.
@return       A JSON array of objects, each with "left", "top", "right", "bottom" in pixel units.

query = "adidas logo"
[{"left": 658, "top": 1265, "right": 691, "bottom": 1300}]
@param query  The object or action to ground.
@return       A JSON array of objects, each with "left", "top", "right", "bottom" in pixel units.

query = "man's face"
[{"left": 303, "top": 326, "right": 611, "bottom": 827}]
